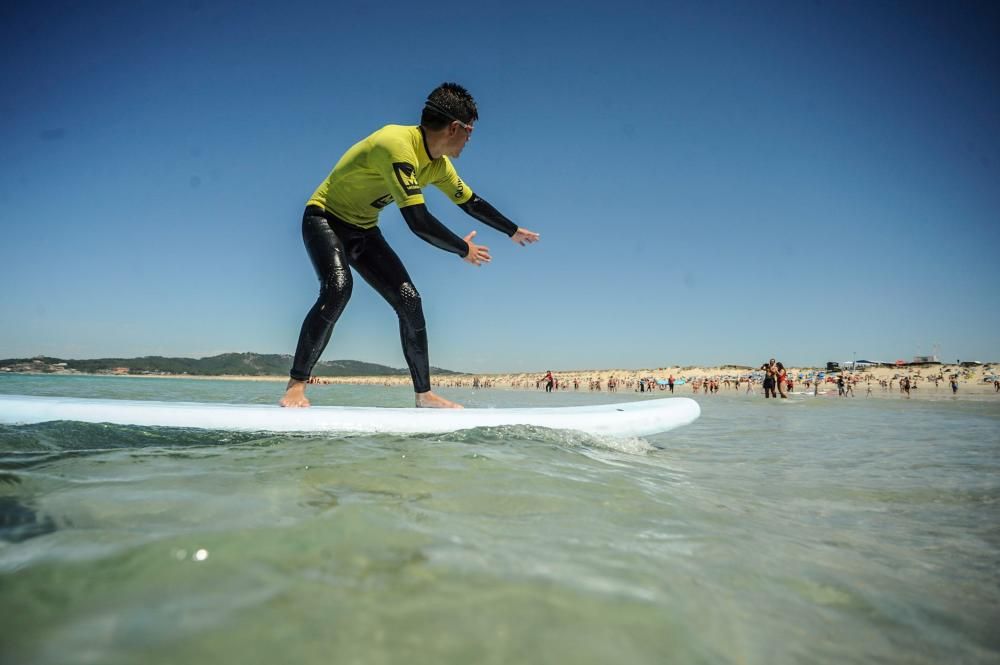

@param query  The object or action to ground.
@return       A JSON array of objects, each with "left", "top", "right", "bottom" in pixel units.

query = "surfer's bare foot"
[
  {"left": 415, "top": 391, "right": 463, "bottom": 409},
  {"left": 280, "top": 379, "right": 310, "bottom": 408}
]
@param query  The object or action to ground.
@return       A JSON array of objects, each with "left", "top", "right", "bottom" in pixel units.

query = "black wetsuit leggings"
[{"left": 289, "top": 206, "right": 431, "bottom": 392}]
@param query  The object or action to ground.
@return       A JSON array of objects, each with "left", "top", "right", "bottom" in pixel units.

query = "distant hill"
[{"left": 0, "top": 353, "right": 462, "bottom": 377}]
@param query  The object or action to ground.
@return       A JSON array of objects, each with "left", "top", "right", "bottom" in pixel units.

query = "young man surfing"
[{"left": 281, "top": 83, "right": 539, "bottom": 408}]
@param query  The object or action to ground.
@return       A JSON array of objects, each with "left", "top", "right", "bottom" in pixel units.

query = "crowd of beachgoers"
[{"left": 299, "top": 363, "right": 999, "bottom": 399}]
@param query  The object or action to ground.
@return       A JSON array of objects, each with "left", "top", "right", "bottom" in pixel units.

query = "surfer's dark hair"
[{"left": 421, "top": 82, "right": 478, "bottom": 130}]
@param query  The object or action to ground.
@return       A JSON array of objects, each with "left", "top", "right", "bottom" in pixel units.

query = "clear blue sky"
[{"left": 1, "top": 0, "right": 998, "bottom": 372}]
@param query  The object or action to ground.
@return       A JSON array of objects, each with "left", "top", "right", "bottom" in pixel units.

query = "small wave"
[
  {"left": 435, "top": 425, "right": 654, "bottom": 454},
  {"left": 0, "top": 423, "right": 287, "bottom": 475},
  {"left": 0, "top": 422, "right": 279, "bottom": 453}
]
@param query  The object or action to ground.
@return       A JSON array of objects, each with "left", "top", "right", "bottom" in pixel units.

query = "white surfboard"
[{"left": 0, "top": 394, "right": 700, "bottom": 437}]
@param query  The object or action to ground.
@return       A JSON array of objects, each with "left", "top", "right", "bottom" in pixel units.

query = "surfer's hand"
[
  {"left": 463, "top": 231, "right": 491, "bottom": 266},
  {"left": 511, "top": 227, "right": 539, "bottom": 246}
]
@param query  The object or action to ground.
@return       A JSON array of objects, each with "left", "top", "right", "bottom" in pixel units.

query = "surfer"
[{"left": 281, "top": 83, "right": 539, "bottom": 408}]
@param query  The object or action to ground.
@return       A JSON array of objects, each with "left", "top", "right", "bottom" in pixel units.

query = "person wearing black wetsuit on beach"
[{"left": 281, "top": 83, "right": 540, "bottom": 408}]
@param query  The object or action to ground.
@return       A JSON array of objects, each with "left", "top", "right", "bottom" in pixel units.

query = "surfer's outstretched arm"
[
  {"left": 400, "top": 204, "right": 491, "bottom": 266},
  {"left": 459, "top": 194, "right": 539, "bottom": 246}
]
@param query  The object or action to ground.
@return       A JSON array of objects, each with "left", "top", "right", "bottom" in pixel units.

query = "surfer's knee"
[
  {"left": 317, "top": 267, "right": 353, "bottom": 320},
  {"left": 323, "top": 264, "right": 352, "bottom": 295},
  {"left": 395, "top": 282, "right": 425, "bottom": 330}
]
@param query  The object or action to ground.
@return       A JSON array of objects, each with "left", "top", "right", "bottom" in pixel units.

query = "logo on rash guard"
[
  {"left": 371, "top": 193, "right": 393, "bottom": 209},
  {"left": 454, "top": 178, "right": 465, "bottom": 199},
  {"left": 392, "top": 162, "right": 421, "bottom": 196}
]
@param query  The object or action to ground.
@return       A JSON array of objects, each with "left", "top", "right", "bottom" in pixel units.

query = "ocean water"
[{"left": 1, "top": 374, "right": 998, "bottom": 665}]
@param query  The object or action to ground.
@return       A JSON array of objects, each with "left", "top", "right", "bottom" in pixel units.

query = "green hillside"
[{"left": 0, "top": 353, "right": 461, "bottom": 377}]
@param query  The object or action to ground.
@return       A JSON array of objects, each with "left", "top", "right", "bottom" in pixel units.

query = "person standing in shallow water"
[
  {"left": 776, "top": 362, "right": 788, "bottom": 398},
  {"left": 762, "top": 359, "right": 778, "bottom": 398},
  {"left": 542, "top": 371, "right": 554, "bottom": 393},
  {"left": 281, "top": 83, "right": 540, "bottom": 408}
]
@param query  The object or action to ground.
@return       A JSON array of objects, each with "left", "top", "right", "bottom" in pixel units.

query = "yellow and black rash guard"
[{"left": 307, "top": 125, "right": 473, "bottom": 229}]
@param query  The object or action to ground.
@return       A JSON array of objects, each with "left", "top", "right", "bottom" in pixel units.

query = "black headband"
[{"left": 425, "top": 99, "right": 469, "bottom": 125}]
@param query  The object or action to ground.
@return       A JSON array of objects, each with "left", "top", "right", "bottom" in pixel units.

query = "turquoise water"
[{"left": 1, "top": 374, "right": 998, "bottom": 665}]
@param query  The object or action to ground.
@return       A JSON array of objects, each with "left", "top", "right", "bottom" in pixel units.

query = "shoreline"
[{"left": 5, "top": 364, "right": 998, "bottom": 400}]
